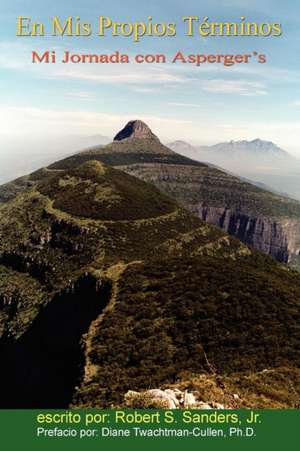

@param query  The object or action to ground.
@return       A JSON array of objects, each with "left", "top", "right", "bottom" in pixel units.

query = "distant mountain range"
[
  {"left": 202, "top": 139, "right": 291, "bottom": 157},
  {"left": 168, "top": 138, "right": 294, "bottom": 159},
  {"left": 168, "top": 139, "right": 300, "bottom": 201}
]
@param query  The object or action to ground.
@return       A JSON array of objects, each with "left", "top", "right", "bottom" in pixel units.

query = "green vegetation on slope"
[
  {"left": 0, "top": 160, "right": 235, "bottom": 340},
  {"left": 74, "top": 253, "right": 300, "bottom": 407},
  {"left": 0, "top": 159, "right": 300, "bottom": 408},
  {"left": 38, "top": 161, "right": 176, "bottom": 221}
]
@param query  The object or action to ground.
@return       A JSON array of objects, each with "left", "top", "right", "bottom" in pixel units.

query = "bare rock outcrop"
[
  {"left": 114, "top": 120, "right": 159, "bottom": 142},
  {"left": 124, "top": 389, "right": 227, "bottom": 409}
]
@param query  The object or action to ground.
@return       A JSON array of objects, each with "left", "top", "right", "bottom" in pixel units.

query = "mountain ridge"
[
  {"left": 32, "top": 121, "right": 300, "bottom": 269},
  {"left": 204, "top": 138, "right": 289, "bottom": 156},
  {"left": 1, "top": 156, "right": 300, "bottom": 408}
]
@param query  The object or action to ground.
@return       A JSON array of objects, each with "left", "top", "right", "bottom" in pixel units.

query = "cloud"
[
  {"left": 0, "top": 41, "right": 32, "bottom": 69},
  {"left": 130, "top": 87, "right": 164, "bottom": 94},
  {"left": 0, "top": 41, "right": 191, "bottom": 86},
  {"left": 0, "top": 106, "right": 193, "bottom": 140},
  {"left": 1, "top": 40, "right": 294, "bottom": 101},
  {"left": 65, "top": 91, "right": 94, "bottom": 100},
  {"left": 167, "top": 102, "right": 202, "bottom": 108},
  {"left": 50, "top": 64, "right": 190, "bottom": 85},
  {"left": 200, "top": 79, "right": 267, "bottom": 96}
]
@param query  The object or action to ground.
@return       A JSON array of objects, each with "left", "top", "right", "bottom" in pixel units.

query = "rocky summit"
[
  {"left": 114, "top": 120, "right": 159, "bottom": 141},
  {"left": 0, "top": 154, "right": 300, "bottom": 409}
]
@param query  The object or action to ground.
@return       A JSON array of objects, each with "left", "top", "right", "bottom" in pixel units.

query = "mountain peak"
[
  {"left": 114, "top": 120, "right": 159, "bottom": 142},
  {"left": 209, "top": 138, "right": 289, "bottom": 157}
]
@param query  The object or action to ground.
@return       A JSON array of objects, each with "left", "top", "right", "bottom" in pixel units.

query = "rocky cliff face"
[
  {"left": 192, "top": 204, "right": 290, "bottom": 263},
  {"left": 278, "top": 218, "right": 300, "bottom": 268}
]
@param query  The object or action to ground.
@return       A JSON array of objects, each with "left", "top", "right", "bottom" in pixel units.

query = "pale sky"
[{"left": 0, "top": 0, "right": 300, "bottom": 156}]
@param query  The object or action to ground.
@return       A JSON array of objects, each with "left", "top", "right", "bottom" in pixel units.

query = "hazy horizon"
[{"left": 1, "top": 128, "right": 300, "bottom": 204}]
